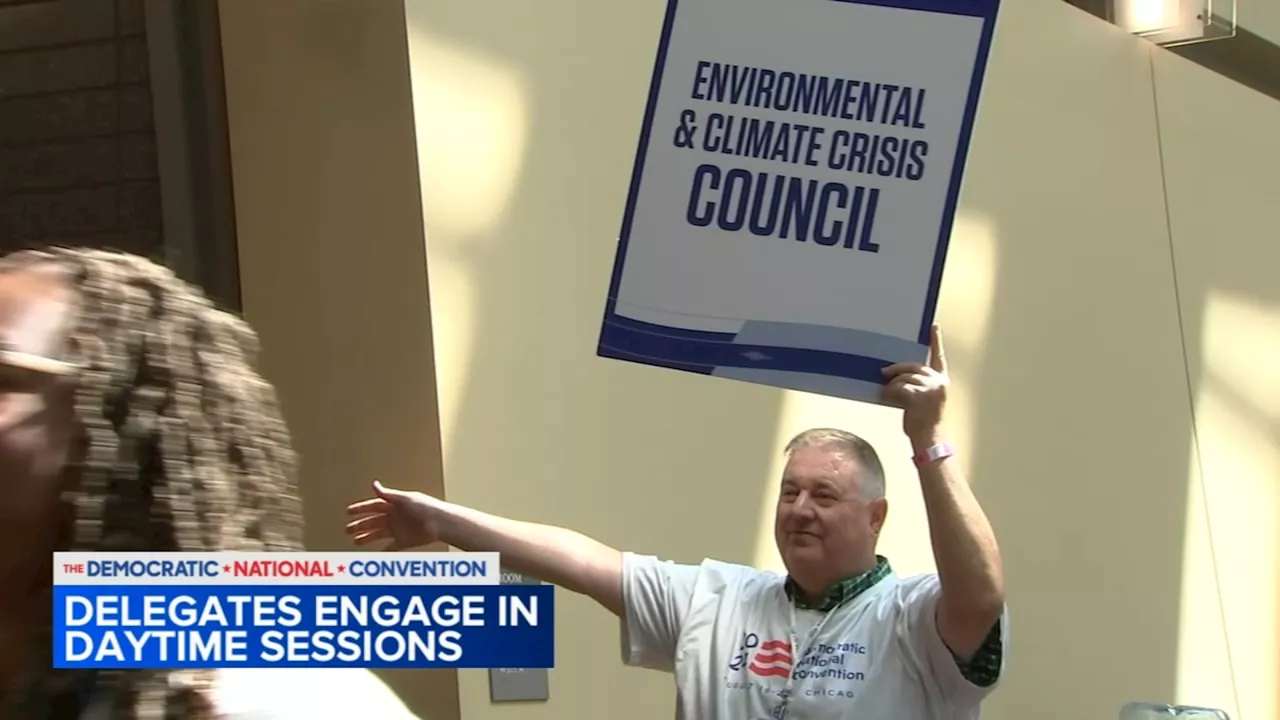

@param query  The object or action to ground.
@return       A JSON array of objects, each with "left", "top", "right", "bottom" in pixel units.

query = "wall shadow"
[
  {"left": 215, "top": 1, "right": 458, "bottom": 716},
  {"left": 952, "top": 5, "right": 1197, "bottom": 717},
  {"left": 1152, "top": 48, "right": 1280, "bottom": 720}
]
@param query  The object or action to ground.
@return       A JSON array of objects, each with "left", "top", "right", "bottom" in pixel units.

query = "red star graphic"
[
  {"left": 222, "top": 565, "right": 231, "bottom": 573},
  {"left": 337, "top": 564, "right": 346, "bottom": 573}
]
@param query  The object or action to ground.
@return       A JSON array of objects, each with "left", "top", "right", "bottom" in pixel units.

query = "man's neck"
[
  {"left": 788, "top": 556, "right": 888, "bottom": 609},
  {"left": 806, "top": 558, "right": 878, "bottom": 589}
]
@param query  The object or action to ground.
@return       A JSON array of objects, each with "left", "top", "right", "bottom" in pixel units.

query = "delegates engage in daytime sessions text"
[
  {"left": 347, "top": 324, "right": 1007, "bottom": 719},
  {"left": 0, "top": 247, "right": 420, "bottom": 720}
]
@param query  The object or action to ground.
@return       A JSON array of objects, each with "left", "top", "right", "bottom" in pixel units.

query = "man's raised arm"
[{"left": 882, "top": 326, "right": 1006, "bottom": 661}]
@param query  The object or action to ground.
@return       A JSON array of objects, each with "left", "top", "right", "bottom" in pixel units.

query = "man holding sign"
[{"left": 347, "top": 325, "right": 1006, "bottom": 719}]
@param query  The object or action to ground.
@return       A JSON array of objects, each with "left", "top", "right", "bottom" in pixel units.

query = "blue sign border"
[{"left": 598, "top": 0, "right": 1000, "bottom": 388}]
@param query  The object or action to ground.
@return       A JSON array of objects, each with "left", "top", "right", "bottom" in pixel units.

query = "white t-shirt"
[
  {"left": 620, "top": 553, "right": 1008, "bottom": 720},
  {"left": 210, "top": 668, "right": 421, "bottom": 719}
]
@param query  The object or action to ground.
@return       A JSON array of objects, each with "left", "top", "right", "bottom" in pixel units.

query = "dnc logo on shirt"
[{"left": 728, "top": 633, "right": 793, "bottom": 678}]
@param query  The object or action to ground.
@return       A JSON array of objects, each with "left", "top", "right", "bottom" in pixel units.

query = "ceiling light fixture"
[{"left": 1107, "top": 0, "right": 1236, "bottom": 46}]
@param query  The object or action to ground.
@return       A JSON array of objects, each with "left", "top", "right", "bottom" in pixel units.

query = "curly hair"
[{"left": 1, "top": 247, "right": 304, "bottom": 718}]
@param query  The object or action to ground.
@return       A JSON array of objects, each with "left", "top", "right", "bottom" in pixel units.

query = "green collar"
[{"left": 785, "top": 556, "right": 891, "bottom": 611}]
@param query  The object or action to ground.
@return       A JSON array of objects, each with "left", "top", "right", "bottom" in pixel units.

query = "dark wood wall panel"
[{"left": 0, "top": 0, "right": 164, "bottom": 259}]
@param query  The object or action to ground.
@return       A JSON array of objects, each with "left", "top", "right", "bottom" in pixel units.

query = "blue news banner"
[{"left": 52, "top": 552, "right": 554, "bottom": 670}]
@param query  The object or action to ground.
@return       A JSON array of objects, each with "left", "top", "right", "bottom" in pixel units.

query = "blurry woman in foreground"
[{"left": 0, "top": 247, "right": 417, "bottom": 718}]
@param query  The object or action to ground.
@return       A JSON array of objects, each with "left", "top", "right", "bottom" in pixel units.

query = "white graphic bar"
[{"left": 52, "top": 552, "right": 501, "bottom": 586}]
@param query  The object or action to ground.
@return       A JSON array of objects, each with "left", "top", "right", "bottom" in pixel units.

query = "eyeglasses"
[{"left": 0, "top": 349, "right": 77, "bottom": 377}]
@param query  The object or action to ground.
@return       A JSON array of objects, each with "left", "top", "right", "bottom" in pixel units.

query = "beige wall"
[
  {"left": 1153, "top": 50, "right": 1280, "bottom": 719},
  {"left": 216, "top": 1, "right": 458, "bottom": 717},
  {"left": 220, "top": 0, "right": 1279, "bottom": 718}
]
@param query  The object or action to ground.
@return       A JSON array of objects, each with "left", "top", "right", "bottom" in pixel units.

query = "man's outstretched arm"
[
  {"left": 347, "top": 484, "right": 624, "bottom": 617},
  {"left": 434, "top": 499, "right": 625, "bottom": 616}
]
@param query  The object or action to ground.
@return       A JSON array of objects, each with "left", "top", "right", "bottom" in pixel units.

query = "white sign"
[{"left": 599, "top": 0, "right": 999, "bottom": 404}]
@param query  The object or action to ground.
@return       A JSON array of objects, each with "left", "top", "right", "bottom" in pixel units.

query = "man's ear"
[{"left": 869, "top": 497, "right": 888, "bottom": 534}]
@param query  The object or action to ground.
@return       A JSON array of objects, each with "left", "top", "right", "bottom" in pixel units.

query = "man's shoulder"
[
  {"left": 890, "top": 571, "right": 941, "bottom": 594},
  {"left": 859, "top": 571, "right": 941, "bottom": 612},
  {"left": 623, "top": 553, "right": 782, "bottom": 595},
  {"left": 700, "top": 558, "right": 783, "bottom": 593}
]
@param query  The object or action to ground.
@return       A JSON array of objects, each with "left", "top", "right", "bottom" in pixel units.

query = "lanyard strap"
[{"left": 776, "top": 603, "right": 839, "bottom": 719}]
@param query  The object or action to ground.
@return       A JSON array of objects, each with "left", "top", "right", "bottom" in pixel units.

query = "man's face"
[
  {"left": 0, "top": 264, "right": 77, "bottom": 612},
  {"left": 773, "top": 444, "right": 887, "bottom": 587}
]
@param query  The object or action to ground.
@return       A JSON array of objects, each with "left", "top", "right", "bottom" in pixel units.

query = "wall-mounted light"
[{"left": 1107, "top": 0, "right": 1236, "bottom": 46}]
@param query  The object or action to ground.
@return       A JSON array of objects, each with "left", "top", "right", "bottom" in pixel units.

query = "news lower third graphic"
[{"left": 52, "top": 552, "right": 555, "bottom": 670}]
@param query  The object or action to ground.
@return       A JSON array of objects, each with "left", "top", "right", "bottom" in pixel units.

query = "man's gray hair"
[{"left": 783, "top": 428, "right": 886, "bottom": 500}]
